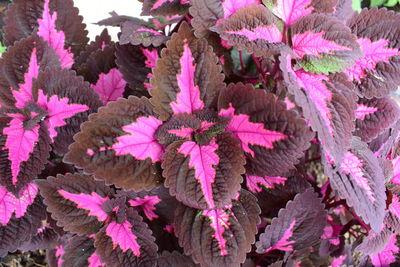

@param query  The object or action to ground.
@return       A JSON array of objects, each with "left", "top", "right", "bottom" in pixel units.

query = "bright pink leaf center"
[
  {"left": 37, "top": 0, "right": 74, "bottom": 68},
  {"left": 389, "top": 195, "right": 400, "bottom": 219},
  {"left": 58, "top": 190, "right": 109, "bottom": 221},
  {"left": 292, "top": 31, "right": 351, "bottom": 59},
  {"left": 221, "top": 0, "right": 261, "bottom": 18},
  {"left": 391, "top": 156, "right": 400, "bottom": 185},
  {"left": 151, "top": 0, "right": 173, "bottom": 10},
  {"left": 170, "top": 42, "right": 204, "bottom": 115},
  {"left": 128, "top": 195, "right": 161, "bottom": 221},
  {"left": 340, "top": 152, "right": 375, "bottom": 202},
  {"left": 136, "top": 27, "right": 162, "bottom": 35},
  {"left": 92, "top": 68, "right": 126, "bottom": 104},
  {"left": 55, "top": 245, "right": 64, "bottom": 267},
  {"left": 344, "top": 38, "right": 400, "bottom": 82},
  {"left": 0, "top": 183, "right": 38, "bottom": 226},
  {"left": 355, "top": 104, "right": 378, "bottom": 120},
  {"left": 178, "top": 140, "right": 219, "bottom": 209},
  {"left": 105, "top": 221, "right": 141, "bottom": 256},
  {"left": 141, "top": 48, "right": 158, "bottom": 69},
  {"left": 265, "top": 220, "right": 296, "bottom": 252},
  {"left": 246, "top": 174, "right": 287, "bottom": 193},
  {"left": 12, "top": 48, "right": 39, "bottom": 108},
  {"left": 331, "top": 255, "right": 347, "bottom": 267},
  {"left": 271, "top": 0, "right": 314, "bottom": 26},
  {"left": 225, "top": 25, "right": 283, "bottom": 42},
  {"left": 88, "top": 252, "right": 105, "bottom": 267},
  {"left": 112, "top": 116, "right": 164, "bottom": 163},
  {"left": 3, "top": 114, "right": 40, "bottom": 185},
  {"left": 370, "top": 234, "right": 399, "bottom": 266},
  {"left": 219, "top": 104, "right": 287, "bottom": 157},
  {"left": 203, "top": 209, "right": 230, "bottom": 256},
  {"left": 37, "top": 90, "right": 89, "bottom": 142}
]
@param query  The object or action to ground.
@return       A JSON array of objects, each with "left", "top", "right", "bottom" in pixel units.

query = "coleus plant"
[{"left": 0, "top": 0, "right": 400, "bottom": 266}]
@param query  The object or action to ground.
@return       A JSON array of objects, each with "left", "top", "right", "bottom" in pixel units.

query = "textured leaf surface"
[
  {"left": 354, "top": 97, "right": 400, "bottom": 142},
  {"left": 291, "top": 14, "right": 361, "bottom": 74},
  {"left": 163, "top": 133, "right": 244, "bottom": 209},
  {"left": 36, "top": 173, "right": 114, "bottom": 235},
  {"left": 33, "top": 67, "right": 102, "bottom": 154},
  {"left": 37, "top": 0, "right": 74, "bottom": 68},
  {"left": 4, "top": 0, "right": 88, "bottom": 56},
  {"left": 256, "top": 189, "right": 327, "bottom": 254},
  {"left": 142, "top": 0, "right": 190, "bottom": 16},
  {"left": 94, "top": 208, "right": 158, "bottom": 267},
  {"left": 347, "top": 8, "right": 400, "bottom": 98},
  {"left": 157, "top": 251, "right": 198, "bottom": 267},
  {"left": 120, "top": 21, "right": 170, "bottom": 47},
  {"left": 281, "top": 53, "right": 357, "bottom": 162},
  {"left": 62, "top": 235, "right": 105, "bottom": 267},
  {"left": 214, "top": 5, "right": 287, "bottom": 58},
  {"left": 0, "top": 118, "right": 51, "bottom": 194},
  {"left": 356, "top": 227, "right": 394, "bottom": 255},
  {"left": 245, "top": 175, "right": 287, "bottom": 193},
  {"left": 151, "top": 22, "right": 224, "bottom": 120},
  {"left": 174, "top": 190, "right": 260, "bottom": 266},
  {"left": 322, "top": 138, "right": 387, "bottom": 231},
  {"left": 218, "top": 83, "right": 313, "bottom": 177},
  {"left": 64, "top": 97, "right": 163, "bottom": 191},
  {"left": 370, "top": 234, "right": 399, "bottom": 266}
]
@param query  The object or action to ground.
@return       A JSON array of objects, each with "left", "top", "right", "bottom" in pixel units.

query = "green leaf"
[
  {"left": 0, "top": 42, "right": 6, "bottom": 53},
  {"left": 385, "top": 0, "right": 399, "bottom": 6},
  {"left": 352, "top": 0, "right": 362, "bottom": 11},
  {"left": 298, "top": 55, "right": 346, "bottom": 75},
  {"left": 370, "top": 0, "right": 386, "bottom": 6}
]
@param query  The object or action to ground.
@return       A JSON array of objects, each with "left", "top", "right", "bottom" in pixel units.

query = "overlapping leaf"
[
  {"left": 281, "top": 53, "right": 357, "bottom": 162},
  {"left": 64, "top": 96, "right": 164, "bottom": 191},
  {"left": 61, "top": 235, "right": 105, "bottom": 267},
  {"left": 346, "top": 8, "right": 400, "bottom": 98},
  {"left": 20, "top": 225, "right": 59, "bottom": 252},
  {"left": 3, "top": 0, "right": 88, "bottom": 57},
  {"left": 291, "top": 14, "right": 361, "bottom": 74},
  {"left": 120, "top": 21, "right": 170, "bottom": 47},
  {"left": 213, "top": 5, "right": 286, "bottom": 58},
  {"left": 157, "top": 251, "right": 199, "bottom": 266},
  {"left": 322, "top": 138, "right": 387, "bottom": 232},
  {"left": 0, "top": 184, "right": 46, "bottom": 256},
  {"left": 218, "top": 82, "right": 313, "bottom": 177},
  {"left": 174, "top": 189, "right": 260, "bottom": 266},
  {"left": 94, "top": 207, "right": 158, "bottom": 267},
  {"left": 151, "top": 22, "right": 224, "bottom": 120},
  {"left": 163, "top": 132, "right": 244, "bottom": 209},
  {"left": 256, "top": 189, "right": 327, "bottom": 255},
  {"left": 354, "top": 97, "right": 400, "bottom": 142},
  {"left": 36, "top": 173, "right": 114, "bottom": 235},
  {"left": 264, "top": 0, "right": 338, "bottom": 26}
]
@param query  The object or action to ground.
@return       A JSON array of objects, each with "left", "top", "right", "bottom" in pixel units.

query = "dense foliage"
[{"left": 1, "top": 0, "right": 400, "bottom": 266}]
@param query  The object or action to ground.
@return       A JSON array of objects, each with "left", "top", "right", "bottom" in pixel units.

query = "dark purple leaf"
[
  {"left": 157, "top": 251, "right": 199, "bottom": 266},
  {"left": 256, "top": 189, "right": 327, "bottom": 255},
  {"left": 150, "top": 22, "right": 224, "bottom": 120},
  {"left": 64, "top": 96, "right": 163, "bottom": 191},
  {"left": 120, "top": 21, "right": 170, "bottom": 47},
  {"left": 174, "top": 189, "right": 260, "bottom": 266},
  {"left": 218, "top": 82, "right": 313, "bottom": 177},
  {"left": 62, "top": 235, "right": 105, "bottom": 267},
  {"left": 141, "top": 0, "right": 190, "bottom": 16},
  {"left": 36, "top": 173, "right": 114, "bottom": 235}
]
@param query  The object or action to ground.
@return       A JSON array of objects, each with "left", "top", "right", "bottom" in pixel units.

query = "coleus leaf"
[
  {"left": 20, "top": 225, "right": 59, "bottom": 252},
  {"left": 346, "top": 8, "right": 400, "bottom": 98},
  {"left": 64, "top": 96, "right": 163, "bottom": 191},
  {"left": 0, "top": 184, "right": 46, "bottom": 257},
  {"left": 141, "top": 0, "right": 190, "bottom": 16},
  {"left": 163, "top": 132, "right": 245, "bottom": 209},
  {"left": 363, "top": 234, "right": 399, "bottom": 267},
  {"left": 151, "top": 22, "right": 224, "bottom": 120},
  {"left": 281, "top": 53, "right": 357, "bottom": 162},
  {"left": 333, "top": 0, "right": 355, "bottom": 22},
  {"left": 354, "top": 97, "right": 400, "bottom": 143},
  {"left": 0, "top": 116, "right": 51, "bottom": 194},
  {"left": 213, "top": 5, "right": 287, "bottom": 58},
  {"left": 218, "top": 82, "right": 313, "bottom": 177},
  {"left": 291, "top": 14, "right": 361, "bottom": 74},
  {"left": 120, "top": 21, "right": 170, "bottom": 48},
  {"left": 174, "top": 189, "right": 260, "bottom": 266},
  {"left": 91, "top": 68, "right": 126, "bottom": 105},
  {"left": 36, "top": 173, "right": 114, "bottom": 235},
  {"left": 37, "top": 0, "right": 74, "bottom": 68},
  {"left": 322, "top": 137, "right": 387, "bottom": 232},
  {"left": 356, "top": 227, "right": 394, "bottom": 255},
  {"left": 115, "top": 43, "right": 154, "bottom": 93},
  {"left": 0, "top": 36, "right": 59, "bottom": 108},
  {"left": 62, "top": 235, "right": 105, "bottom": 267},
  {"left": 3, "top": 0, "right": 88, "bottom": 57},
  {"left": 189, "top": 0, "right": 260, "bottom": 38},
  {"left": 94, "top": 207, "right": 158, "bottom": 267},
  {"left": 256, "top": 189, "right": 327, "bottom": 255}
]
